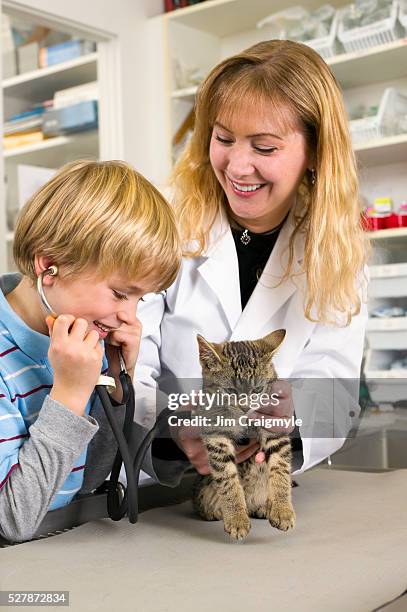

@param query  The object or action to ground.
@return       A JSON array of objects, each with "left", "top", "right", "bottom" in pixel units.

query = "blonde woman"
[
  {"left": 136, "top": 40, "right": 369, "bottom": 478},
  {"left": 0, "top": 160, "right": 183, "bottom": 543}
]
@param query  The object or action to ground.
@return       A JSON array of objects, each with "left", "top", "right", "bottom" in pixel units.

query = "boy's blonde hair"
[
  {"left": 14, "top": 159, "right": 181, "bottom": 291},
  {"left": 172, "top": 40, "right": 370, "bottom": 325}
]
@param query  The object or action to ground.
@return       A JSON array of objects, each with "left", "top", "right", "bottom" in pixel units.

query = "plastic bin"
[
  {"left": 364, "top": 349, "right": 407, "bottom": 403},
  {"left": 256, "top": 7, "right": 342, "bottom": 60},
  {"left": 337, "top": 1, "right": 402, "bottom": 53},
  {"left": 304, "top": 11, "right": 343, "bottom": 60},
  {"left": 367, "top": 316, "right": 407, "bottom": 349},
  {"left": 349, "top": 88, "right": 407, "bottom": 144},
  {"left": 368, "top": 262, "right": 407, "bottom": 298},
  {"left": 399, "top": 0, "right": 407, "bottom": 33}
]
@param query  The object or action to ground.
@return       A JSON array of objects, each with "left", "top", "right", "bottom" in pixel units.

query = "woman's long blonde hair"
[{"left": 172, "top": 40, "right": 370, "bottom": 325}]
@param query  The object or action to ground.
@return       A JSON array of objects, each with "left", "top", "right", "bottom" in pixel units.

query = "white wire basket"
[
  {"left": 338, "top": 0, "right": 403, "bottom": 53},
  {"left": 303, "top": 11, "right": 343, "bottom": 60},
  {"left": 399, "top": 0, "right": 407, "bottom": 32},
  {"left": 349, "top": 87, "right": 407, "bottom": 145},
  {"left": 367, "top": 317, "right": 407, "bottom": 349},
  {"left": 364, "top": 348, "right": 407, "bottom": 403}
]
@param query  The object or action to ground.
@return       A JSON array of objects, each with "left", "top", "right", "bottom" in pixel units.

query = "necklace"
[
  {"left": 240, "top": 229, "right": 251, "bottom": 245},
  {"left": 238, "top": 215, "right": 288, "bottom": 246}
]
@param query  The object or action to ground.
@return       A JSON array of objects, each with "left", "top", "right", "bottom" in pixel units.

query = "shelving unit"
[
  {"left": 159, "top": 0, "right": 407, "bottom": 402},
  {"left": 368, "top": 227, "right": 407, "bottom": 240},
  {"left": 4, "top": 131, "right": 99, "bottom": 165},
  {"left": 162, "top": 0, "right": 407, "bottom": 167},
  {"left": 354, "top": 134, "right": 407, "bottom": 167},
  {"left": 0, "top": 4, "right": 123, "bottom": 274},
  {"left": 2, "top": 52, "right": 97, "bottom": 101}
]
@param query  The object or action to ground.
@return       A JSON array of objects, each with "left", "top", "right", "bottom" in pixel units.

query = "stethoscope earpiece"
[
  {"left": 37, "top": 266, "right": 59, "bottom": 318},
  {"left": 47, "top": 265, "right": 58, "bottom": 277}
]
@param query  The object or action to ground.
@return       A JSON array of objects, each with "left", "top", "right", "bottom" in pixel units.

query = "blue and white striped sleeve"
[{"left": 0, "top": 376, "right": 99, "bottom": 543}]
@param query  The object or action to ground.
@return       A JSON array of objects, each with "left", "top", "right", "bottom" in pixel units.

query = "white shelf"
[
  {"left": 171, "top": 86, "right": 198, "bottom": 99},
  {"left": 166, "top": 0, "right": 345, "bottom": 37},
  {"left": 4, "top": 131, "right": 99, "bottom": 167},
  {"left": 367, "top": 316, "right": 407, "bottom": 329},
  {"left": 2, "top": 53, "right": 98, "bottom": 105},
  {"left": 169, "top": 41, "right": 407, "bottom": 98},
  {"left": 368, "top": 228, "right": 407, "bottom": 240},
  {"left": 354, "top": 133, "right": 407, "bottom": 166},
  {"left": 328, "top": 38, "right": 407, "bottom": 89}
]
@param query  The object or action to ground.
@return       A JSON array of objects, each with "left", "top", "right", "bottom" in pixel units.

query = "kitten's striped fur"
[{"left": 192, "top": 330, "right": 295, "bottom": 540}]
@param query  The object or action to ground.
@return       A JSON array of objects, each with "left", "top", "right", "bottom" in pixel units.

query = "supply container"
[
  {"left": 349, "top": 87, "right": 407, "bottom": 144},
  {"left": 399, "top": 0, "right": 407, "bottom": 33},
  {"left": 256, "top": 5, "right": 343, "bottom": 59},
  {"left": 364, "top": 349, "right": 407, "bottom": 403},
  {"left": 368, "top": 262, "right": 407, "bottom": 298},
  {"left": 337, "top": 0, "right": 402, "bottom": 53},
  {"left": 367, "top": 316, "right": 407, "bottom": 349},
  {"left": 397, "top": 201, "right": 407, "bottom": 227},
  {"left": 304, "top": 10, "right": 343, "bottom": 59}
]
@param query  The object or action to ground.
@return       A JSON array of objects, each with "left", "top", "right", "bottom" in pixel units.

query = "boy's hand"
[
  {"left": 104, "top": 318, "right": 142, "bottom": 402},
  {"left": 47, "top": 315, "right": 104, "bottom": 416}
]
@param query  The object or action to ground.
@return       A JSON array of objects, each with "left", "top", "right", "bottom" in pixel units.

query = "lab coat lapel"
[
  {"left": 231, "top": 214, "right": 304, "bottom": 340},
  {"left": 197, "top": 212, "right": 242, "bottom": 331}
]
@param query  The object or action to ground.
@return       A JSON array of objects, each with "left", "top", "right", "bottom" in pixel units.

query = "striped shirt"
[{"left": 0, "top": 274, "right": 105, "bottom": 512}]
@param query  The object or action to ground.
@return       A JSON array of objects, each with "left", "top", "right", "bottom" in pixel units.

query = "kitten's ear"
[
  {"left": 197, "top": 334, "right": 223, "bottom": 371},
  {"left": 261, "top": 329, "right": 286, "bottom": 356}
]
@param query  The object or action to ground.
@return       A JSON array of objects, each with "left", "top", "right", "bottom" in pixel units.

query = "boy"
[{"left": 0, "top": 159, "right": 188, "bottom": 543}]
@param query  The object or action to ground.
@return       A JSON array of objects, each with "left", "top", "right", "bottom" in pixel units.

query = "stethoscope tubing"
[{"left": 37, "top": 268, "right": 140, "bottom": 523}]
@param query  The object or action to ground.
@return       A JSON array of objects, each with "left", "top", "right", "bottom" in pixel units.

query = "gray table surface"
[{"left": 1, "top": 468, "right": 406, "bottom": 612}]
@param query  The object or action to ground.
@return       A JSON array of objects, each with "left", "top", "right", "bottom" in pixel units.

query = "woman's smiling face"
[{"left": 209, "top": 102, "right": 311, "bottom": 232}]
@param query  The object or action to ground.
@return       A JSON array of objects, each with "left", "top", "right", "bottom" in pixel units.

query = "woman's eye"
[
  {"left": 254, "top": 146, "right": 277, "bottom": 154},
  {"left": 215, "top": 134, "right": 233, "bottom": 145},
  {"left": 113, "top": 290, "right": 128, "bottom": 301}
]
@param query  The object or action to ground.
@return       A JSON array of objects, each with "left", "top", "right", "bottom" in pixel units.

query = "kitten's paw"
[
  {"left": 200, "top": 509, "right": 223, "bottom": 521},
  {"left": 223, "top": 512, "right": 251, "bottom": 540},
  {"left": 249, "top": 507, "right": 267, "bottom": 519},
  {"left": 267, "top": 502, "right": 296, "bottom": 531}
]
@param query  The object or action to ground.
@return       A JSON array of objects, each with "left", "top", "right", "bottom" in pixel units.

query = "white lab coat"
[{"left": 135, "top": 207, "right": 368, "bottom": 475}]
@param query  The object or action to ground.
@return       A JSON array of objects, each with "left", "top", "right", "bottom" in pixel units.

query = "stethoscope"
[{"left": 37, "top": 266, "right": 172, "bottom": 525}]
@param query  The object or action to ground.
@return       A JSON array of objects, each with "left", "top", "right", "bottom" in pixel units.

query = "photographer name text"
[{"left": 168, "top": 414, "right": 302, "bottom": 429}]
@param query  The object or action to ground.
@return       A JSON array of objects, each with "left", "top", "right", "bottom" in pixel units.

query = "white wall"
[{"left": 3, "top": 0, "right": 169, "bottom": 183}]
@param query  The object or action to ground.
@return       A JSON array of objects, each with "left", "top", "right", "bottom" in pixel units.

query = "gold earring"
[{"left": 310, "top": 168, "right": 316, "bottom": 186}]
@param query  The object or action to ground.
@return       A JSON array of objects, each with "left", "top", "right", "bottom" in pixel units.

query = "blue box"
[{"left": 42, "top": 101, "right": 98, "bottom": 136}]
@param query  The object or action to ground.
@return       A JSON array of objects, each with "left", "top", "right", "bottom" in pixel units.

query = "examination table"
[{"left": 1, "top": 467, "right": 406, "bottom": 612}]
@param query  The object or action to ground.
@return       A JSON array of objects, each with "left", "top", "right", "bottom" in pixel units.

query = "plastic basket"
[
  {"left": 368, "top": 261, "right": 407, "bottom": 298},
  {"left": 400, "top": 0, "right": 407, "bottom": 32},
  {"left": 364, "top": 349, "right": 407, "bottom": 403},
  {"left": 304, "top": 11, "right": 343, "bottom": 59},
  {"left": 349, "top": 87, "right": 407, "bottom": 144},
  {"left": 338, "top": 1, "right": 402, "bottom": 53},
  {"left": 364, "top": 348, "right": 407, "bottom": 375},
  {"left": 256, "top": 7, "right": 342, "bottom": 60},
  {"left": 367, "top": 317, "right": 407, "bottom": 349}
]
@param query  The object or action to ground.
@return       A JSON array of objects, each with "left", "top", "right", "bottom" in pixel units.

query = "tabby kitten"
[{"left": 192, "top": 329, "right": 295, "bottom": 541}]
